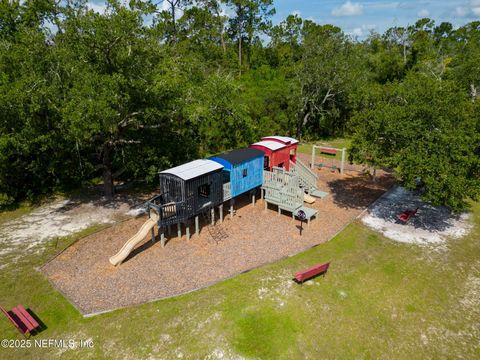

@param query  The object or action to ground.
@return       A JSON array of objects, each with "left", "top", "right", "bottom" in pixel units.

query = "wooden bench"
[
  {"left": 0, "top": 304, "right": 40, "bottom": 337},
  {"left": 294, "top": 262, "right": 330, "bottom": 283},
  {"left": 320, "top": 147, "right": 337, "bottom": 155},
  {"left": 397, "top": 208, "right": 418, "bottom": 223}
]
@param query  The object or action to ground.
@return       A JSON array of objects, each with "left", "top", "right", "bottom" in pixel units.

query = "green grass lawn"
[
  {"left": 0, "top": 203, "right": 479, "bottom": 359},
  {"left": 298, "top": 138, "right": 352, "bottom": 161},
  {"left": 0, "top": 203, "right": 33, "bottom": 225}
]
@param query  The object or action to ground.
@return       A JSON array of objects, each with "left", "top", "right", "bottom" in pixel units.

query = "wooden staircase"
[
  {"left": 289, "top": 159, "right": 328, "bottom": 199},
  {"left": 262, "top": 168, "right": 317, "bottom": 222}
]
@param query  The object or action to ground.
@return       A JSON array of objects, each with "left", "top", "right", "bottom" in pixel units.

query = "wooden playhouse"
[
  {"left": 249, "top": 140, "right": 291, "bottom": 171},
  {"left": 209, "top": 148, "right": 264, "bottom": 201},
  {"left": 147, "top": 159, "right": 224, "bottom": 228},
  {"left": 261, "top": 136, "right": 299, "bottom": 163}
]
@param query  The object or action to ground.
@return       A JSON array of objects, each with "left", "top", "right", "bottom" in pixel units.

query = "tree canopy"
[{"left": 0, "top": 1, "right": 478, "bottom": 211}]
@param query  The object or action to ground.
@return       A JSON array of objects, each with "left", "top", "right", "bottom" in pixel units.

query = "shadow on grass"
[
  {"left": 291, "top": 272, "right": 328, "bottom": 285},
  {"left": 27, "top": 308, "right": 48, "bottom": 336}
]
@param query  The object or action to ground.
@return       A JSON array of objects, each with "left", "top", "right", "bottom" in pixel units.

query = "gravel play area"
[{"left": 43, "top": 162, "right": 395, "bottom": 315}]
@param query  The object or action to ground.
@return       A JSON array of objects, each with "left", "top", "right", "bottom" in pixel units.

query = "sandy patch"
[
  {"left": 362, "top": 187, "right": 472, "bottom": 245},
  {"left": 0, "top": 196, "right": 146, "bottom": 259}
]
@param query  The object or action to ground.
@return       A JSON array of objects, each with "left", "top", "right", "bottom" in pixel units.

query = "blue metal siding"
[
  {"left": 208, "top": 156, "right": 232, "bottom": 171},
  {"left": 230, "top": 156, "right": 263, "bottom": 197}
]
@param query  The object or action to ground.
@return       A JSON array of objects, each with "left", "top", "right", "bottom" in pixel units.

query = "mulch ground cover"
[{"left": 43, "top": 157, "right": 394, "bottom": 315}]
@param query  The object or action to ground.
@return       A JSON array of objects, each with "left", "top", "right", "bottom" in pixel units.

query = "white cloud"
[
  {"left": 87, "top": 2, "right": 107, "bottom": 14},
  {"left": 292, "top": 10, "right": 301, "bottom": 17},
  {"left": 455, "top": 6, "right": 469, "bottom": 17},
  {"left": 352, "top": 27, "right": 363, "bottom": 36},
  {"left": 397, "top": 2, "right": 416, "bottom": 10},
  {"left": 417, "top": 9, "right": 430, "bottom": 17},
  {"left": 331, "top": 1, "right": 364, "bottom": 17},
  {"left": 348, "top": 24, "right": 377, "bottom": 38}
]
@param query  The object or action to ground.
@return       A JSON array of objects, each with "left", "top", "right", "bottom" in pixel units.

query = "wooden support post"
[
  {"left": 278, "top": 207, "right": 281, "bottom": 216},
  {"left": 186, "top": 222, "right": 190, "bottom": 241},
  {"left": 195, "top": 216, "right": 199, "bottom": 236},
  {"left": 160, "top": 231, "right": 165, "bottom": 247},
  {"left": 211, "top": 207, "right": 215, "bottom": 225},
  {"left": 167, "top": 224, "right": 171, "bottom": 235},
  {"left": 177, "top": 223, "right": 181, "bottom": 238},
  {"left": 230, "top": 199, "right": 234, "bottom": 219},
  {"left": 260, "top": 188, "right": 264, "bottom": 200},
  {"left": 151, "top": 227, "right": 155, "bottom": 243},
  {"left": 340, "top": 148, "right": 346, "bottom": 174},
  {"left": 252, "top": 191, "right": 256, "bottom": 206},
  {"left": 219, "top": 204, "right": 223, "bottom": 223},
  {"left": 311, "top": 145, "right": 316, "bottom": 169}
]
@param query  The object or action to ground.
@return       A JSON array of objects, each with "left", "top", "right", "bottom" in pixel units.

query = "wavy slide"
[{"left": 109, "top": 213, "right": 159, "bottom": 266}]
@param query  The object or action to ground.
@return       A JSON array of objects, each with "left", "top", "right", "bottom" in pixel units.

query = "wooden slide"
[
  {"left": 109, "top": 212, "right": 159, "bottom": 266},
  {"left": 304, "top": 193, "right": 316, "bottom": 204}
]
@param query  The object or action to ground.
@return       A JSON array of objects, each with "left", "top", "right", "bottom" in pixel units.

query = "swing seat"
[
  {"left": 317, "top": 163, "right": 324, "bottom": 169},
  {"left": 330, "top": 165, "right": 337, "bottom": 173}
]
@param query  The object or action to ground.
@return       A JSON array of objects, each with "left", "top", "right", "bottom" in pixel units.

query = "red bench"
[
  {"left": 397, "top": 208, "right": 418, "bottom": 223},
  {"left": 320, "top": 147, "right": 337, "bottom": 155},
  {"left": 0, "top": 304, "right": 40, "bottom": 337},
  {"left": 294, "top": 262, "right": 330, "bottom": 283}
]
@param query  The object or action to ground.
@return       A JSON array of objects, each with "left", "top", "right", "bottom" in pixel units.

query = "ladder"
[{"left": 201, "top": 209, "right": 228, "bottom": 244}]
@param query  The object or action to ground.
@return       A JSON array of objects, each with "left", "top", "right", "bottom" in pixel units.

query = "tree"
[
  {"left": 0, "top": 0, "right": 82, "bottom": 205},
  {"left": 58, "top": 1, "right": 166, "bottom": 198},
  {"left": 295, "top": 23, "right": 358, "bottom": 139},
  {"left": 224, "top": 0, "right": 275, "bottom": 71},
  {"left": 177, "top": 0, "right": 229, "bottom": 58},
  {"left": 268, "top": 14, "right": 303, "bottom": 69},
  {"left": 157, "top": 0, "right": 192, "bottom": 43},
  {"left": 449, "top": 22, "right": 480, "bottom": 101},
  {"left": 349, "top": 73, "right": 480, "bottom": 211}
]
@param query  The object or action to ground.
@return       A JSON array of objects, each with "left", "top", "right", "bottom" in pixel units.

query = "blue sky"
[
  {"left": 272, "top": 0, "right": 480, "bottom": 37},
  {"left": 86, "top": 0, "right": 480, "bottom": 39}
]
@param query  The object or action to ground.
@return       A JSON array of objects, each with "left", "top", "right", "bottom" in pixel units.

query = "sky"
[
  {"left": 272, "top": 0, "right": 480, "bottom": 38},
  {"left": 86, "top": 0, "right": 480, "bottom": 39}
]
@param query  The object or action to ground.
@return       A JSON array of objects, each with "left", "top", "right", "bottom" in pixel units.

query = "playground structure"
[
  {"left": 261, "top": 136, "right": 298, "bottom": 163},
  {"left": 110, "top": 136, "right": 336, "bottom": 266},
  {"left": 311, "top": 145, "right": 347, "bottom": 174},
  {"left": 44, "top": 165, "right": 395, "bottom": 315},
  {"left": 209, "top": 148, "right": 264, "bottom": 201},
  {"left": 289, "top": 157, "right": 328, "bottom": 199},
  {"left": 209, "top": 147, "right": 264, "bottom": 221},
  {"left": 250, "top": 140, "right": 291, "bottom": 171},
  {"left": 262, "top": 167, "right": 318, "bottom": 224},
  {"left": 109, "top": 209, "right": 159, "bottom": 265}
]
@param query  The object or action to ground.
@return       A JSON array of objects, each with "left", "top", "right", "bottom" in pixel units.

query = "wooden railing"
[
  {"left": 262, "top": 169, "right": 303, "bottom": 211},
  {"left": 223, "top": 182, "right": 232, "bottom": 201},
  {"left": 289, "top": 159, "right": 317, "bottom": 190}
]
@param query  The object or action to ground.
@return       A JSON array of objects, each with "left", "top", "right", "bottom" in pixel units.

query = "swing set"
[{"left": 310, "top": 145, "right": 347, "bottom": 174}]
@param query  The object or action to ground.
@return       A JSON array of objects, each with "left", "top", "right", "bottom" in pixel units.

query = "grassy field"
[
  {"left": 0, "top": 202, "right": 479, "bottom": 359},
  {"left": 298, "top": 138, "right": 352, "bottom": 161}
]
